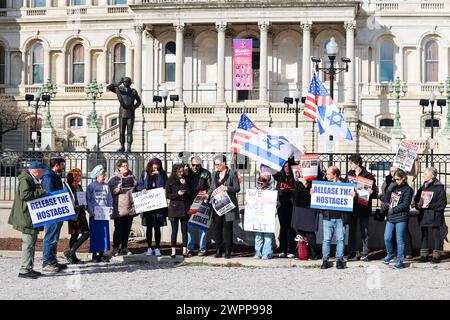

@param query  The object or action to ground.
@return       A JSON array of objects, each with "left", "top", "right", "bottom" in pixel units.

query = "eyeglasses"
[
  {"left": 214, "top": 163, "right": 222, "bottom": 166},
  {"left": 191, "top": 164, "right": 201, "bottom": 167},
  {"left": 394, "top": 178, "right": 402, "bottom": 181},
  {"left": 121, "top": 164, "right": 128, "bottom": 167}
]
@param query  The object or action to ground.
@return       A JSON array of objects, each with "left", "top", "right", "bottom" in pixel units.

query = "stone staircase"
[
  {"left": 357, "top": 120, "right": 392, "bottom": 151},
  {"left": 99, "top": 124, "right": 120, "bottom": 149}
]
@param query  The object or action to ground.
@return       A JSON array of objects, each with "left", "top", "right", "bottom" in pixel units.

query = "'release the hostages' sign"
[
  {"left": 27, "top": 189, "right": 76, "bottom": 228},
  {"left": 310, "top": 181, "right": 354, "bottom": 212}
]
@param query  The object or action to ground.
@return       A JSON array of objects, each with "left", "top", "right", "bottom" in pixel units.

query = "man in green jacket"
[{"left": 8, "top": 162, "right": 46, "bottom": 279}]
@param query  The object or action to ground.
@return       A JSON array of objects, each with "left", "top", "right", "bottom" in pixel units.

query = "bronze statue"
[{"left": 107, "top": 77, "right": 142, "bottom": 152}]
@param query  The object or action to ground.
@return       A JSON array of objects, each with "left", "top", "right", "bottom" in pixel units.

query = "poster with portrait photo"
[{"left": 393, "top": 140, "right": 419, "bottom": 172}]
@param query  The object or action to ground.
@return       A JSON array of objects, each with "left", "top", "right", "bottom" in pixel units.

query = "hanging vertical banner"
[{"left": 233, "top": 39, "right": 253, "bottom": 91}]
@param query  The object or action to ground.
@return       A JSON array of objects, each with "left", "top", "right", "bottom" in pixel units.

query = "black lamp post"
[
  {"left": 311, "top": 37, "right": 351, "bottom": 152},
  {"left": 283, "top": 89, "right": 306, "bottom": 128},
  {"left": 25, "top": 91, "right": 51, "bottom": 151},
  {"left": 420, "top": 91, "right": 445, "bottom": 166},
  {"left": 153, "top": 87, "right": 179, "bottom": 169}
]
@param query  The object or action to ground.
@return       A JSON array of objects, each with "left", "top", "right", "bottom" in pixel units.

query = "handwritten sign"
[
  {"left": 243, "top": 189, "right": 277, "bottom": 233},
  {"left": 94, "top": 206, "right": 112, "bottom": 220},
  {"left": 27, "top": 189, "right": 76, "bottom": 228},
  {"left": 310, "top": 181, "right": 354, "bottom": 212},
  {"left": 132, "top": 188, "right": 168, "bottom": 214}
]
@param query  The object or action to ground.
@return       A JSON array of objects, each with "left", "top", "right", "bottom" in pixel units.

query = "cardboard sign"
[
  {"left": 393, "top": 140, "right": 419, "bottom": 172},
  {"left": 188, "top": 204, "right": 213, "bottom": 232},
  {"left": 348, "top": 176, "right": 373, "bottom": 206},
  {"left": 188, "top": 191, "right": 208, "bottom": 214},
  {"left": 291, "top": 165, "right": 302, "bottom": 182},
  {"left": 94, "top": 206, "right": 112, "bottom": 220},
  {"left": 300, "top": 154, "right": 319, "bottom": 181},
  {"left": 243, "top": 189, "right": 277, "bottom": 233},
  {"left": 310, "top": 181, "right": 354, "bottom": 212},
  {"left": 27, "top": 189, "right": 76, "bottom": 228},
  {"left": 132, "top": 188, "right": 168, "bottom": 214},
  {"left": 211, "top": 187, "right": 235, "bottom": 216},
  {"left": 76, "top": 192, "right": 87, "bottom": 206}
]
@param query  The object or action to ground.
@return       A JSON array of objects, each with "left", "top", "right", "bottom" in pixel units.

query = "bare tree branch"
[{"left": 0, "top": 96, "right": 33, "bottom": 137}]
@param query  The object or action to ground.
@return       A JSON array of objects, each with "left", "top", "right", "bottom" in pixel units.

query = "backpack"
[{"left": 295, "top": 234, "right": 309, "bottom": 261}]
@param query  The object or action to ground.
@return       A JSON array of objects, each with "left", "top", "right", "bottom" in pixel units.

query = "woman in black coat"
[
  {"left": 166, "top": 163, "right": 192, "bottom": 258},
  {"left": 414, "top": 167, "right": 447, "bottom": 263}
]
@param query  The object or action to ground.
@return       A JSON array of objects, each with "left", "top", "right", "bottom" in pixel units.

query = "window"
[
  {"left": 380, "top": 40, "right": 394, "bottom": 82},
  {"left": 0, "top": 45, "right": 4, "bottom": 85},
  {"left": 112, "top": 0, "right": 127, "bottom": 4},
  {"left": 70, "top": 0, "right": 86, "bottom": 5},
  {"left": 0, "top": 0, "right": 6, "bottom": 8},
  {"left": 32, "top": 44, "right": 44, "bottom": 84},
  {"left": 425, "top": 118, "right": 440, "bottom": 128},
  {"left": 113, "top": 43, "right": 125, "bottom": 83},
  {"left": 68, "top": 117, "right": 83, "bottom": 127},
  {"left": 33, "top": 0, "right": 45, "bottom": 7},
  {"left": 164, "top": 41, "right": 176, "bottom": 82},
  {"left": 379, "top": 118, "right": 394, "bottom": 127},
  {"left": 425, "top": 40, "right": 439, "bottom": 82},
  {"left": 110, "top": 117, "right": 118, "bottom": 127},
  {"left": 72, "top": 44, "right": 84, "bottom": 83}
]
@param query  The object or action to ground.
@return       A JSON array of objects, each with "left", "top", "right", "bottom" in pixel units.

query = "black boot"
[
  {"left": 214, "top": 249, "right": 222, "bottom": 258},
  {"left": 420, "top": 249, "right": 429, "bottom": 263},
  {"left": 224, "top": 249, "right": 232, "bottom": 259},
  {"left": 117, "top": 144, "right": 125, "bottom": 152},
  {"left": 126, "top": 144, "right": 132, "bottom": 152},
  {"left": 431, "top": 250, "right": 441, "bottom": 264}
]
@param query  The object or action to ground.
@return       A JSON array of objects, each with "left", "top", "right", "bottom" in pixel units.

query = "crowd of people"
[{"left": 7, "top": 153, "right": 448, "bottom": 279}]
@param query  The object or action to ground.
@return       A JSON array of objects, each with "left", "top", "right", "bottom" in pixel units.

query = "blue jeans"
[
  {"left": 384, "top": 221, "right": 407, "bottom": 266},
  {"left": 322, "top": 219, "right": 345, "bottom": 262},
  {"left": 254, "top": 232, "right": 273, "bottom": 258},
  {"left": 187, "top": 225, "right": 207, "bottom": 252},
  {"left": 42, "top": 221, "right": 63, "bottom": 267}
]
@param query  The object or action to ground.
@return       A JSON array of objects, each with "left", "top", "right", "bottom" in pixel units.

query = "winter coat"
[
  {"left": 41, "top": 167, "right": 63, "bottom": 192},
  {"left": 291, "top": 180, "right": 320, "bottom": 231},
  {"left": 208, "top": 168, "right": 240, "bottom": 222},
  {"left": 414, "top": 179, "right": 447, "bottom": 227},
  {"left": 108, "top": 170, "right": 137, "bottom": 218},
  {"left": 8, "top": 170, "right": 46, "bottom": 234},
  {"left": 345, "top": 167, "right": 378, "bottom": 217},
  {"left": 189, "top": 167, "right": 212, "bottom": 200},
  {"left": 385, "top": 183, "right": 413, "bottom": 224},
  {"left": 165, "top": 178, "right": 192, "bottom": 218}
]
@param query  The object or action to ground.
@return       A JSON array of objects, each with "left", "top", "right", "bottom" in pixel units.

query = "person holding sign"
[
  {"left": 64, "top": 168, "right": 89, "bottom": 264},
  {"left": 345, "top": 154, "right": 377, "bottom": 262},
  {"left": 166, "top": 163, "right": 193, "bottom": 258},
  {"left": 87, "top": 164, "right": 113, "bottom": 263},
  {"left": 137, "top": 158, "right": 168, "bottom": 257},
  {"left": 206, "top": 155, "right": 240, "bottom": 259},
  {"left": 414, "top": 167, "right": 447, "bottom": 263},
  {"left": 382, "top": 169, "right": 413, "bottom": 270},
  {"left": 318, "top": 166, "right": 354, "bottom": 270},
  {"left": 108, "top": 159, "right": 138, "bottom": 256},
  {"left": 8, "top": 162, "right": 46, "bottom": 279}
]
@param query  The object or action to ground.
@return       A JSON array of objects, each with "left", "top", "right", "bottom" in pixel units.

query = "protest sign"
[
  {"left": 300, "top": 154, "right": 319, "bottom": 181},
  {"left": 348, "top": 176, "right": 373, "bottom": 206},
  {"left": 418, "top": 191, "right": 433, "bottom": 208},
  {"left": 76, "top": 192, "right": 87, "bottom": 206},
  {"left": 310, "top": 181, "right": 354, "bottom": 212},
  {"left": 188, "top": 203, "right": 213, "bottom": 232},
  {"left": 27, "top": 189, "right": 76, "bottom": 228},
  {"left": 390, "top": 193, "right": 400, "bottom": 208},
  {"left": 121, "top": 176, "right": 134, "bottom": 191},
  {"left": 393, "top": 140, "right": 419, "bottom": 172},
  {"left": 291, "top": 165, "right": 302, "bottom": 182},
  {"left": 132, "top": 188, "right": 167, "bottom": 214},
  {"left": 211, "top": 187, "right": 235, "bottom": 216},
  {"left": 94, "top": 206, "right": 112, "bottom": 220},
  {"left": 243, "top": 189, "right": 277, "bottom": 233},
  {"left": 188, "top": 191, "right": 208, "bottom": 214}
]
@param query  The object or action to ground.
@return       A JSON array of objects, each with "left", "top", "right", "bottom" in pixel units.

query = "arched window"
[
  {"left": 165, "top": 41, "right": 176, "bottom": 82},
  {"left": 32, "top": 44, "right": 44, "bottom": 84},
  {"left": 70, "top": 0, "right": 86, "bottom": 5},
  {"left": 425, "top": 118, "right": 439, "bottom": 128},
  {"left": 72, "top": 44, "right": 84, "bottom": 83},
  {"left": 113, "top": 43, "right": 126, "bottom": 83},
  {"left": 110, "top": 117, "right": 118, "bottom": 127},
  {"left": 425, "top": 40, "right": 439, "bottom": 82},
  {"left": 379, "top": 118, "right": 394, "bottom": 127},
  {"left": 380, "top": 40, "right": 394, "bottom": 82},
  {"left": 33, "top": 0, "right": 45, "bottom": 7},
  {"left": 0, "top": 45, "right": 5, "bottom": 85},
  {"left": 68, "top": 117, "right": 83, "bottom": 128}
]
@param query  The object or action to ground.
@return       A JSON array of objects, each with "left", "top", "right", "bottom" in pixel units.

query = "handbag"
[{"left": 373, "top": 208, "right": 387, "bottom": 222}]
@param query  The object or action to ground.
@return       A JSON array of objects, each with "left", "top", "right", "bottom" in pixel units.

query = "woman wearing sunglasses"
[{"left": 382, "top": 169, "right": 413, "bottom": 269}]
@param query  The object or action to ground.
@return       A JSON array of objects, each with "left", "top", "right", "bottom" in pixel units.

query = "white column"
[
  {"left": 5, "top": 50, "right": 11, "bottom": 86},
  {"left": 97, "top": 51, "right": 106, "bottom": 83},
  {"left": 7, "top": 0, "right": 12, "bottom": 9},
  {"left": 125, "top": 47, "right": 132, "bottom": 78},
  {"left": 85, "top": 0, "right": 92, "bottom": 6},
  {"left": 370, "top": 47, "right": 376, "bottom": 83},
  {"left": 45, "top": 0, "right": 51, "bottom": 7},
  {"left": 174, "top": 23, "right": 185, "bottom": 100},
  {"left": 57, "top": 51, "right": 66, "bottom": 85},
  {"left": 301, "top": 21, "right": 312, "bottom": 96},
  {"left": 440, "top": 46, "right": 449, "bottom": 82},
  {"left": 134, "top": 24, "right": 144, "bottom": 95},
  {"left": 58, "top": 0, "right": 66, "bottom": 7},
  {"left": 397, "top": 45, "right": 404, "bottom": 79},
  {"left": 98, "top": 0, "right": 108, "bottom": 5},
  {"left": 44, "top": 49, "right": 50, "bottom": 82},
  {"left": 216, "top": 22, "right": 227, "bottom": 103},
  {"left": 84, "top": 48, "right": 91, "bottom": 84},
  {"left": 258, "top": 21, "right": 269, "bottom": 102},
  {"left": 21, "top": 51, "right": 26, "bottom": 85},
  {"left": 344, "top": 20, "right": 356, "bottom": 105}
]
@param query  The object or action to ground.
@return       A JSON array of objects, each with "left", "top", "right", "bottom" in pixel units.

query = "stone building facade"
[{"left": 1, "top": 0, "right": 450, "bottom": 154}]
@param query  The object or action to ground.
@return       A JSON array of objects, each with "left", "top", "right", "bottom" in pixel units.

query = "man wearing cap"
[
  {"left": 8, "top": 162, "right": 46, "bottom": 279},
  {"left": 41, "top": 157, "right": 67, "bottom": 273},
  {"left": 107, "top": 77, "right": 142, "bottom": 152}
]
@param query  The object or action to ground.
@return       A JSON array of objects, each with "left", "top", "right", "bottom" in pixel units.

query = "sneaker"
[
  {"left": 336, "top": 260, "right": 345, "bottom": 269},
  {"left": 154, "top": 248, "right": 162, "bottom": 256},
  {"left": 359, "top": 255, "right": 369, "bottom": 262},
  {"left": 64, "top": 251, "right": 76, "bottom": 264},
  {"left": 261, "top": 256, "right": 271, "bottom": 260},
  {"left": 146, "top": 248, "right": 153, "bottom": 256},
  {"left": 393, "top": 263, "right": 404, "bottom": 270},
  {"left": 120, "top": 248, "right": 132, "bottom": 256},
  {"left": 18, "top": 271, "right": 39, "bottom": 279},
  {"left": 287, "top": 253, "right": 295, "bottom": 259},
  {"left": 278, "top": 252, "right": 287, "bottom": 258},
  {"left": 42, "top": 264, "right": 61, "bottom": 273},
  {"left": 321, "top": 261, "right": 332, "bottom": 269},
  {"left": 383, "top": 256, "right": 395, "bottom": 265},
  {"left": 198, "top": 250, "right": 206, "bottom": 257},
  {"left": 111, "top": 248, "right": 120, "bottom": 257},
  {"left": 55, "top": 262, "right": 68, "bottom": 270},
  {"left": 29, "top": 269, "right": 42, "bottom": 277},
  {"left": 254, "top": 255, "right": 261, "bottom": 259},
  {"left": 346, "top": 253, "right": 357, "bottom": 261}
]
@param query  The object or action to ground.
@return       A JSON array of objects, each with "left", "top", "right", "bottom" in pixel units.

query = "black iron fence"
[{"left": 1, "top": 151, "right": 449, "bottom": 204}]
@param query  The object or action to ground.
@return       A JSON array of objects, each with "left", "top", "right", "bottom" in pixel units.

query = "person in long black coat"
[{"left": 414, "top": 167, "right": 447, "bottom": 263}]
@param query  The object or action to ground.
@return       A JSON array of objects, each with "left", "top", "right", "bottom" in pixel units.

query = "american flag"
[
  {"left": 303, "top": 73, "right": 333, "bottom": 120},
  {"left": 230, "top": 113, "right": 266, "bottom": 153}
]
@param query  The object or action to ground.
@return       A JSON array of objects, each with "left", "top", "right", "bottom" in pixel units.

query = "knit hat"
[
  {"left": 90, "top": 164, "right": 105, "bottom": 179},
  {"left": 258, "top": 171, "right": 272, "bottom": 182},
  {"left": 29, "top": 162, "right": 44, "bottom": 169}
]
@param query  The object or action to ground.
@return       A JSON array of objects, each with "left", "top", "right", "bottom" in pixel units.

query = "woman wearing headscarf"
[{"left": 138, "top": 158, "right": 168, "bottom": 256}]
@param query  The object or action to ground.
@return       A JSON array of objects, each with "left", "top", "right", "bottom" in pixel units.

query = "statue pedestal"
[
  {"left": 40, "top": 127, "right": 55, "bottom": 151},
  {"left": 86, "top": 127, "right": 99, "bottom": 150},
  {"left": 391, "top": 129, "right": 404, "bottom": 153}
]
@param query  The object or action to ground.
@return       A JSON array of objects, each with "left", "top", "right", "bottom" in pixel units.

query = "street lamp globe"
[
  {"left": 430, "top": 91, "right": 436, "bottom": 104},
  {"left": 293, "top": 89, "right": 300, "bottom": 101},
  {"left": 34, "top": 90, "right": 41, "bottom": 100},
  {"left": 162, "top": 87, "right": 169, "bottom": 99},
  {"left": 326, "top": 37, "right": 339, "bottom": 56}
]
